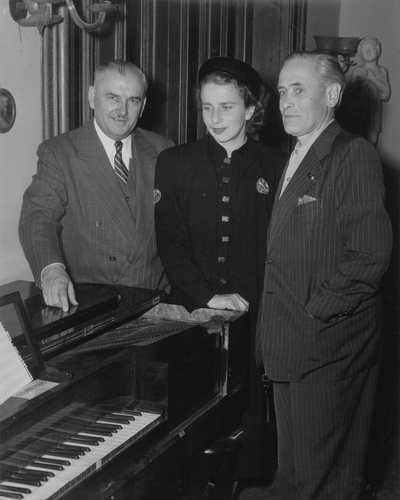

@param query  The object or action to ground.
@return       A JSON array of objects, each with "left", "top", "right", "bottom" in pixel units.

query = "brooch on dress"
[
  {"left": 256, "top": 178, "right": 269, "bottom": 194},
  {"left": 153, "top": 189, "right": 161, "bottom": 204}
]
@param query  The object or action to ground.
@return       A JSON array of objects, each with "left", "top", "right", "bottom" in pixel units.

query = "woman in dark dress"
[{"left": 154, "top": 57, "right": 287, "bottom": 480}]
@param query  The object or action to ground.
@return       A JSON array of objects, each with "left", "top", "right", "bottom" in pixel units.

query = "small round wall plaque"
[{"left": 0, "top": 88, "right": 17, "bottom": 134}]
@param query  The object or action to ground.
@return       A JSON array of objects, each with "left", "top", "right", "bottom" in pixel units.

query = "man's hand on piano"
[
  {"left": 41, "top": 264, "right": 78, "bottom": 312},
  {"left": 207, "top": 293, "right": 249, "bottom": 312}
]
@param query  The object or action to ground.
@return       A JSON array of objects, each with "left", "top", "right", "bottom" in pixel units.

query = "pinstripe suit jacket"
[
  {"left": 256, "top": 121, "right": 392, "bottom": 382},
  {"left": 19, "top": 119, "right": 174, "bottom": 290}
]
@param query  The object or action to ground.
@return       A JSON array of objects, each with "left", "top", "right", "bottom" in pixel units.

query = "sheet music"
[{"left": 0, "top": 321, "right": 33, "bottom": 405}]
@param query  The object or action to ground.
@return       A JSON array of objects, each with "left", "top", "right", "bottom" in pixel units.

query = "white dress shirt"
[
  {"left": 280, "top": 119, "right": 334, "bottom": 197},
  {"left": 94, "top": 119, "right": 132, "bottom": 170}
]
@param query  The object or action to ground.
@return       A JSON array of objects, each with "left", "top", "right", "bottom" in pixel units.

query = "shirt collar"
[
  {"left": 295, "top": 118, "right": 335, "bottom": 153},
  {"left": 94, "top": 119, "right": 132, "bottom": 160}
]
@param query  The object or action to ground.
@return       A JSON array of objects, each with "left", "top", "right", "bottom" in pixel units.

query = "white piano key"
[{"left": 0, "top": 411, "right": 161, "bottom": 500}]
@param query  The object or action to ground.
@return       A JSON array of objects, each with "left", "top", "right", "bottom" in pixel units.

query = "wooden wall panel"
[
  {"left": 42, "top": 0, "right": 307, "bottom": 146},
  {"left": 252, "top": 0, "right": 307, "bottom": 151},
  {"left": 126, "top": 0, "right": 259, "bottom": 144}
]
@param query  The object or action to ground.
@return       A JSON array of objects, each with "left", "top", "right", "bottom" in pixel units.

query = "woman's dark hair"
[{"left": 196, "top": 72, "right": 265, "bottom": 135}]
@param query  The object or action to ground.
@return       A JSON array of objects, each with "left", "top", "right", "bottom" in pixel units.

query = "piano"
[{"left": 0, "top": 281, "right": 250, "bottom": 500}]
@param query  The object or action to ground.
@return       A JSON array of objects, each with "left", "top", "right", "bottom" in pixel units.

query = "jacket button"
[
  {"left": 266, "top": 258, "right": 273, "bottom": 265},
  {"left": 94, "top": 220, "right": 101, "bottom": 227},
  {"left": 109, "top": 256, "right": 116, "bottom": 261}
]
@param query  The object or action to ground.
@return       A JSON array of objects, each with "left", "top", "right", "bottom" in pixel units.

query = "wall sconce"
[{"left": 9, "top": 0, "right": 116, "bottom": 34}]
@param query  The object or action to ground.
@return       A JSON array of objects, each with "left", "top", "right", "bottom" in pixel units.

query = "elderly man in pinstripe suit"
[
  {"left": 256, "top": 51, "right": 392, "bottom": 499},
  {"left": 19, "top": 61, "right": 174, "bottom": 312}
]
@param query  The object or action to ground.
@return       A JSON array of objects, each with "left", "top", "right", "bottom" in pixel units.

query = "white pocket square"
[{"left": 297, "top": 195, "right": 317, "bottom": 205}]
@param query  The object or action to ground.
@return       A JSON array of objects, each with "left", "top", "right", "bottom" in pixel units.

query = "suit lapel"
[
  {"left": 132, "top": 129, "right": 158, "bottom": 231},
  {"left": 267, "top": 122, "right": 341, "bottom": 254},
  {"left": 74, "top": 120, "right": 135, "bottom": 244},
  {"left": 122, "top": 129, "right": 158, "bottom": 265}
]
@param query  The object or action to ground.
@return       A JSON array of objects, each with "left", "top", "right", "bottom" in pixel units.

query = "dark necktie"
[{"left": 114, "top": 140, "right": 129, "bottom": 184}]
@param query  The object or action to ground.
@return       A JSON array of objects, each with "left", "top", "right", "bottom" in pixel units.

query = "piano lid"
[
  {"left": 25, "top": 283, "right": 122, "bottom": 338},
  {"left": 0, "top": 281, "right": 166, "bottom": 360}
]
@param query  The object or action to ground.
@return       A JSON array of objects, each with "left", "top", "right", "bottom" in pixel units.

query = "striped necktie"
[{"left": 114, "top": 140, "right": 129, "bottom": 184}]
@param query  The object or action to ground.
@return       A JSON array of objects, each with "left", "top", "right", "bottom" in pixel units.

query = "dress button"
[
  {"left": 109, "top": 256, "right": 116, "bottom": 261},
  {"left": 126, "top": 196, "right": 130, "bottom": 202},
  {"left": 266, "top": 258, "right": 273, "bottom": 265}
]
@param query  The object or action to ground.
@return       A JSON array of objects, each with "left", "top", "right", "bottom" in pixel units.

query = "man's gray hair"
[
  {"left": 94, "top": 60, "right": 148, "bottom": 96},
  {"left": 284, "top": 51, "right": 346, "bottom": 108}
]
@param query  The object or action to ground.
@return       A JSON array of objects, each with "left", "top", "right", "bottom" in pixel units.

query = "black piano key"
[
  {"left": 97, "top": 416, "right": 132, "bottom": 424},
  {"left": 87, "top": 424, "right": 119, "bottom": 434},
  {"left": 11, "top": 473, "right": 47, "bottom": 485},
  {"left": 28, "top": 432, "right": 91, "bottom": 452},
  {"left": 1, "top": 450, "right": 53, "bottom": 473},
  {"left": 55, "top": 444, "right": 90, "bottom": 453},
  {"left": 0, "top": 490, "right": 24, "bottom": 499},
  {"left": 70, "top": 408, "right": 134, "bottom": 424},
  {"left": 68, "top": 436, "right": 101, "bottom": 446},
  {"left": 38, "top": 428, "right": 104, "bottom": 445},
  {"left": 0, "top": 464, "right": 20, "bottom": 481},
  {"left": 56, "top": 416, "right": 121, "bottom": 433},
  {"left": 46, "top": 449, "right": 82, "bottom": 459},
  {"left": 80, "top": 428, "right": 114, "bottom": 437},
  {"left": 1, "top": 450, "right": 59, "bottom": 478},
  {"left": 31, "top": 460, "right": 64, "bottom": 471},
  {"left": 25, "top": 467, "right": 55, "bottom": 478},
  {"left": 28, "top": 456, "right": 71, "bottom": 467},
  {"left": 7, "top": 475, "right": 42, "bottom": 487},
  {"left": 13, "top": 469, "right": 49, "bottom": 481},
  {"left": 86, "top": 422, "right": 122, "bottom": 432},
  {"left": 0, "top": 485, "right": 31, "bottom": 495}
]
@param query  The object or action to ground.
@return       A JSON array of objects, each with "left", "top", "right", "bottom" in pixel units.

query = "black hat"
[{"left": 198, "top": 56, "right": 264, "bottom": 100}]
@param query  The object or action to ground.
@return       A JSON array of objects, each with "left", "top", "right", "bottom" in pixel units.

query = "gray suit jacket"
[
  {"left": 256, "top": 121, "right": 393, "bottom": 382},
  {"left": 19, "top": 119, "right": 174, "bottom": 289}
]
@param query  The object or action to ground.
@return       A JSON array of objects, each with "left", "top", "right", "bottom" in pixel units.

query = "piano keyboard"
[{"left": 0, "top": 400, "right": 162, "bottom": 500}]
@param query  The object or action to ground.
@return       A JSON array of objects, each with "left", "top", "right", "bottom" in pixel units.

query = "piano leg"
[
  {"left": 193, "top": 429, "right": 243, "bottom": 500},
  {"left": 125, "top": 436, "right": 242, "bottom": 500}
]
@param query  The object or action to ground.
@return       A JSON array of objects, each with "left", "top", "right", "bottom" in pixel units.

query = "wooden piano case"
[{"left": 0, "top": 282, "right": 250, "bottom": 500}]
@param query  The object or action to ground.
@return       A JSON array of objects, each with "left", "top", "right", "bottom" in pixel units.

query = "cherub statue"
[{"left": 349, "top": 36, "right": 391, "bottom": 146}]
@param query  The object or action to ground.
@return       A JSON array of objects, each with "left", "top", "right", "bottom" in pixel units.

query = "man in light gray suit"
[
  {"left": 19, "top": 60, "right": 174, "bottom": 312},
  {"left": 256, "top": 52, "right": 392, "bottom": 499}
]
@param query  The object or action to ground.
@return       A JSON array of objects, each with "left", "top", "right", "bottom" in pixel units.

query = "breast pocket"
[{"left": 292, "top": 199, "right": 324, "bottom": 236}]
